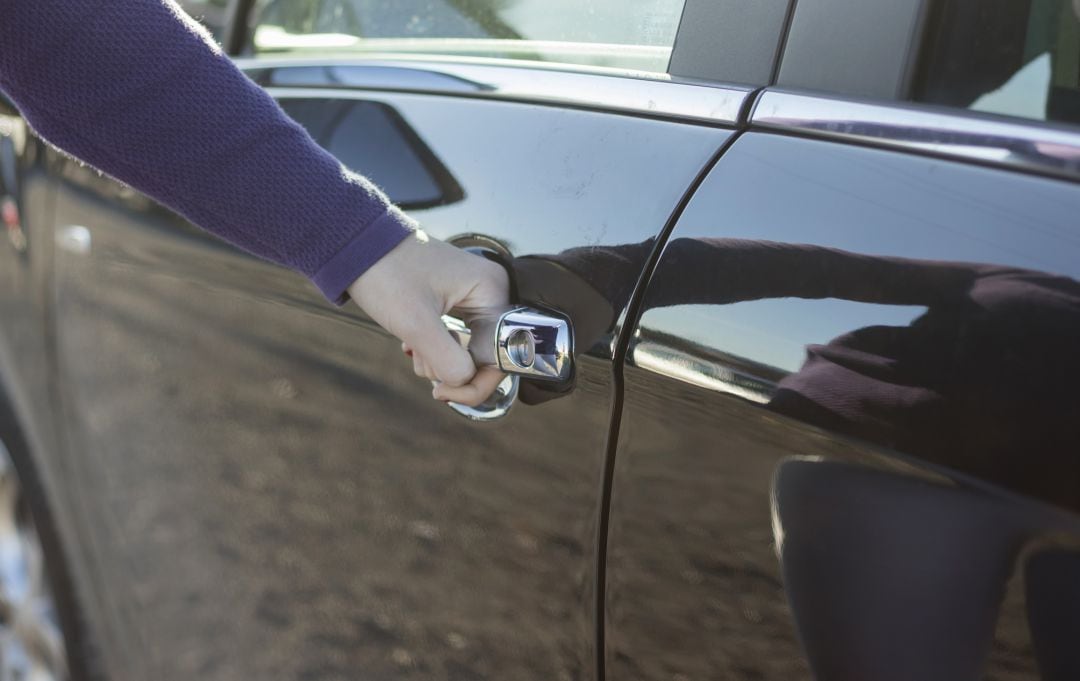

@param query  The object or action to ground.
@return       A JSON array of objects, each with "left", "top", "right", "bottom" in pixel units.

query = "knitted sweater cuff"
[{"left": 311, "top": 207, "right": 416, "bottom": 305}]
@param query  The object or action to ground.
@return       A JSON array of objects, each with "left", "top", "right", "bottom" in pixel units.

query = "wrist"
[{"left": 313, "top": 209, "right": 417, "bottom": 305}]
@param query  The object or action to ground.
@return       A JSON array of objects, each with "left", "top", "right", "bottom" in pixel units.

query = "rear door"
[
  {"left": 41, "top": 2, "right": 773, "bottom": 679},
  {"left": 607, "top": 1, "right": 1080, "bottom": 680}
]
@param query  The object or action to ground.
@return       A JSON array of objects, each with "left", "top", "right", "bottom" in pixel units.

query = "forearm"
[
  {"left": 644, "top": 238, "right": 981, "bottom": 309},
  {"left": 0, "top": 0, "right": 411, "bottom": 302}
]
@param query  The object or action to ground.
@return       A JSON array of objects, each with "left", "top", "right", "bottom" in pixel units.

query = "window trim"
[
  {"left": 237, "top": 57, "right": 752, "bottom": 125},
  {"left": 775, "top": 0, "right": 933, "bottom": 100},
  {"left": 667, "top": 0, "right": 794, "bottom": 87},
  {"left": 751, "top": 88, "right": 1080, "bottom": 183},
  {"left": 223, "top": 0, "right": 257, "bottom": 56}
]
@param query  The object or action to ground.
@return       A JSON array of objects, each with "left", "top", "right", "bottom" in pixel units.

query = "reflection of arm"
[
  {"left": 522, "top": 239, "right": 657, "bottom": 313},
  {"left": 539, "top": 238, "right": 985, "bottom": 311},
  {"left": 644, "top": 239, "right": 985, "bottom": 308}
]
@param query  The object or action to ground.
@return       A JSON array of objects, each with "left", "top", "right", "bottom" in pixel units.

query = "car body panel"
[
  {"left": 0, "top": 110, "right": 73, "bottom": 527},
  {"left": 1, "top": 0, "right": 1078, "bottom": 677},
  {"left": 609, "top": 130, "right": 1080, "bottom": 680},
  {"left": 46, "top": 81, "right": 730, "bottom": 680}
]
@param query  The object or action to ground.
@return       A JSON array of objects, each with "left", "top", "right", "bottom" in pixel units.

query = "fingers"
[
  {"left": 431, "top": 366, "right": 507, "bottom": 407},
  {"left": 401, "top": 313, "right": 505, "bottom": 405},
  {"left": 399, "top": 315, "right": 477, "bottom": 387},
  {"left": 412, "top": 351, "right": 434, "bottom": 380}
]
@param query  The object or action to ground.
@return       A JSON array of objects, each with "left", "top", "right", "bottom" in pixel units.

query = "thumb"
[
  {"left": 432, "top": 366, "right": 507, "bottom": 406},
  {"left": 401, "top": 312, "right": 477, "bottom": 387}
]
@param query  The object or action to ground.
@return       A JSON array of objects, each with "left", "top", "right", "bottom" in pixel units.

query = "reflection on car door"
[
  {"left": 47, "top": 62, "right": 731, "bottom": 680},
  {"left": 607, "top": 119, "right": 1080, "bottom": 680}
]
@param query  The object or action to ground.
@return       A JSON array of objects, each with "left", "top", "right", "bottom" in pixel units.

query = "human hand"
[{"left": 347, "top": 230, "right": 510, "bottom": 406}]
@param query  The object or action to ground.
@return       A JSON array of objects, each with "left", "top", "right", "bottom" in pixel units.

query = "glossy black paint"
[
  {"left": 608, "top": 132, "right": 1080, "bottom": 681},
  {"left": 1, "top": 3, "right": 1079, "bottom": 678},
  {"left": 43, "top": 84, "right": 728, "bottom": 680}
]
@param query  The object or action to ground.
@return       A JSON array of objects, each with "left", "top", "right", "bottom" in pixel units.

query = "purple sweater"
[{"left": 0, "top": 0, "right": 414, "bottom": 303}]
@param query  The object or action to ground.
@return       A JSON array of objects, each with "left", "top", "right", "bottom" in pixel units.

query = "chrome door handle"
[
  {"left": 440, "top": 306, "right": 574, "bottom": 420},
  {"left": 494, "top": 307, "right": 573, "bottom": 381}
]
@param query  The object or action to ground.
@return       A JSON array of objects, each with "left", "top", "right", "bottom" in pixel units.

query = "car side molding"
[{"left": 752, "top": 89, "right": 1080, "bottom": 183}]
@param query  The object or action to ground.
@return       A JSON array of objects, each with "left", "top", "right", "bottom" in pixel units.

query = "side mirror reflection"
[{"left": 279, "top": 98, "right": 464, "bottom": 210}]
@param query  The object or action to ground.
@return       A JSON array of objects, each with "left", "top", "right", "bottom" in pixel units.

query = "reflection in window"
[{"left": 917, "top": 0, "right": 1080, "bottom": 126}]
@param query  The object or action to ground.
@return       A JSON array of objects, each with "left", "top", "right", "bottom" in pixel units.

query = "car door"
[
  {"left": 39, "top": 2, "right": 783, "bottom": 679},
  {"left": 606, "top": 1, "right": 1080, "bottom": 680},
  {"left": 0, "top": 92, "right": 72, "bottom": 531}
]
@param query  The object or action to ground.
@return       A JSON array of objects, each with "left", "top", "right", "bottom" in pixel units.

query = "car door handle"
[
  {"left": 449, "top": 306, "right": 574, "bottom": 381},
  {"left": 441, "top": 306, "right": 574, "bottom": 420},
  {"left": 492, "top": 307, "right": 574, "bottom": 381}
]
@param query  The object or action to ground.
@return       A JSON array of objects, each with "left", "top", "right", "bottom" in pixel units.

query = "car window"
[
  {"left": 247, "top": 0, "right": 687, "bottom": 73},
  {"left": 178, "top": 0, "right": 230, "bottom": 41},
  {"left": 916, "top": 0, "right": 1080, "bottom": 126}
]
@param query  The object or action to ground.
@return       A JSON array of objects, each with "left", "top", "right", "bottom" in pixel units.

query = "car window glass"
[
  {"left": 916, "top": 0, "right": 1080, "bottom": 126},
  {"left": 178, "top": 0, "right": 230, "bottom": 41},
  {"left": 247, "top": 0, "right": 686, "bottom": 73}
]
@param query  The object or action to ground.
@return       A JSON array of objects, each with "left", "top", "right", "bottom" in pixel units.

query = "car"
[{"left": 1, "top": 0, "right": 1079, "bottom": 679}]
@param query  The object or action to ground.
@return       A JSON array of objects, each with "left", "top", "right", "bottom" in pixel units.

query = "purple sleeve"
[{"left": 0, "top": 0, "right": 414, "bottom": 304}]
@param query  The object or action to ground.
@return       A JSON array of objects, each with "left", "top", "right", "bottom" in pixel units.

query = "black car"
[{"left": 1, "top": 1, "right": 1080, "bottom": 680}]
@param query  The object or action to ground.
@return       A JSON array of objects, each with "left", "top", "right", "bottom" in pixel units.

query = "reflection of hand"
[{"left": 347, "top": 231, "right": 510, "bottom": 406}]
